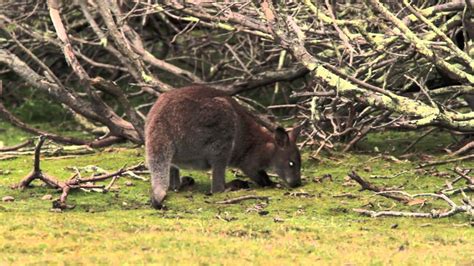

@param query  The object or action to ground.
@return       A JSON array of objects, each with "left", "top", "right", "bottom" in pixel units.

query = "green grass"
[{"left": 0, "top": 124, "right": 473, "bottom": 264}]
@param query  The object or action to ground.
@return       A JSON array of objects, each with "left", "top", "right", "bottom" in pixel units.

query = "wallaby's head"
[{"left": 271, "top": 126, "right": 302, "bottom": 188}]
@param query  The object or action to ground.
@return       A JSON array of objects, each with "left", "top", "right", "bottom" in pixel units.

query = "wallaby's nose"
[{"left": 288, "top": 179, "right": 302, "bottom": 188}]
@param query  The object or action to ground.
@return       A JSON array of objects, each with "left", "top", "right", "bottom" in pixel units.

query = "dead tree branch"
[{"left": 12, "top": 135, "right": 144, "bottom": 209}]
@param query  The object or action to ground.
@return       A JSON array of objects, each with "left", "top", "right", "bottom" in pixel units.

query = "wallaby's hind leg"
[
  {"left": 209, "top": 149, "right": 232, "bottom": 193},
  {"left": 211, "top": 162, "right": 226, "bottom": 193}
]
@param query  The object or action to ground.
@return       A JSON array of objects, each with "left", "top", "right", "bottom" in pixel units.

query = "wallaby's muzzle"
[{"left": 288, "top": 179, "right": 302, "bottom": 188}]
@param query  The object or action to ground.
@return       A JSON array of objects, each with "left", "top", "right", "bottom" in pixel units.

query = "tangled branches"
[
  {"left": 349, "top": 171, "right": 474, "bottom": 219},
  {"left": 0, "top": 1, "right": 473, "bottom": 152}
]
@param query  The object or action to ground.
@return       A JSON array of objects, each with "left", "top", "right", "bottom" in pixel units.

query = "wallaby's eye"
[{"left": 289, "top": 161, "right": 295, "bottom": 167}]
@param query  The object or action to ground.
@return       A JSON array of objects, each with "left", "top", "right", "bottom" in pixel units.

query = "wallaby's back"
[{"left": 146, "top": 85, "right": 239, "bottom": 168}]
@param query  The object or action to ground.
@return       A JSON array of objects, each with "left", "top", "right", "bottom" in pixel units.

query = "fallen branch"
[
  {"left": 215, "top": 195, "right": 269, "bottom": 204},
  {"left": 418, "top": 154, "right": 474, "bottom": 168},
  {"left": 351, "top": 170, "right": 474, "bottom": 219},
  {"left": 354, "top": 193, "right": 473, "bottom": 218},
  {"left": 12, "top": 135, "right": 145, "bottom": 210},
  {"left": 348, "top": 171, "right": 411, "bottom": 203},
  {"left": 0, "top": 139, "right": 33, "bottom": 152},
  {"left": 450, "top": 140, "right": 474, "bottom": 156},
  {"left": 453, "top": 168, "right": 474, "bottom": 185},
  {"left": 0, "top": 101, "right": 125, "bottom": 148}
]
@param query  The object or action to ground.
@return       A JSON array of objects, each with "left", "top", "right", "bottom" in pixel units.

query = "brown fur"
[{"left": 145, "top": 85, "right": 301, "bottom": 208}]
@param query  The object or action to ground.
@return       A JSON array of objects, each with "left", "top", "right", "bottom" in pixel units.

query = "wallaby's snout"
[{"left": 288, "top": 177, "right": 302, "bottom": 188}]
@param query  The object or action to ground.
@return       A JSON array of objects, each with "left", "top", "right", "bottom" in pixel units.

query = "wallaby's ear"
[
  {"left": 275, "top": 127, "right": 290, "bottom": 147},
  {"left": 289, "top": 124, "right": 302, "bottom": 143}
]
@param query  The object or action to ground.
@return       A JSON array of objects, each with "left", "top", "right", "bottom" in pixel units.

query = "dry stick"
[
  {"left": 0, "top": 102, "right": 124, "bottom": 148},
  {"left": 228, "top": 67, "right": 309, "bottom": 95},
  {"left": 342, "top": 112, "right": 390, "bottom": 152},
  {"left": 442, "top": 185, "right": 474, "bottom": 196},
  {"left": 402, "top": 127, "right": 436, "bottom": 153},
  {"left": 215, "top": 195, "right": 270, "bottom": 204},
  {"left": 450, "top": 141, "right": 474, "bottom": 156},
  {"left": 0, "top": 139, "right": 33, "bottom": 152},
  {"left": 418, "top": 154, "right": 474, "bottom": 168},
  {"left": 291, "top": 91, "right": 336, "bottom": 97},
  {"left": 440, "top": 168, "right": 474, "bottom": 196},
  {"left": 103, "top": 176, "right": 119, "bottom": 192},
  {"left": 348, "top": 171, "right": 411, "bottom": 203},
  {"left": 403, "top": 0, "right": 474, "bottom": 70},
  {"left": 0, "top": 48, "right": 124, "bottom": 135},
  {"left": 78, "top": 164, "right": 142, "bottom": 183},
  {"left": 13, "top": 136, "right": 52, "bottom": 189},
  {"left": 0, "top": 102, "right": 87, "bottom": 145},
  {"left": 354, "top": 192, "right": 474, "bottom": 218},
  {"left": 453, "top": 168, "right": 474, "bottom": 185},
  {"left": 12, "top": 135, "right": 144, "bottom": 209}
]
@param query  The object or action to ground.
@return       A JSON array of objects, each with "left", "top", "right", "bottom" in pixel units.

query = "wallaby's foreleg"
[
  {"left": 244, "top": 170, "right": 275, "bottom": 187},
  {"left": 169, "top": 166, "right": 196, "bottom": 191},
  {"left": 169, "top": 165, "right": 180, "bottom": 191}
]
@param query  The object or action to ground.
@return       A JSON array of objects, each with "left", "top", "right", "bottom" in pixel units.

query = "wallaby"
[{"left": 145, "top": 85, "right": 302, "bottom": 209}]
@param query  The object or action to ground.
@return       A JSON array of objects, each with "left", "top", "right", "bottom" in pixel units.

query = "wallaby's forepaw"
[
  {"left": 225, "top": 179, "right": 251, "bottom": 191},
  {"left": 255, "top": 179, "right": 276, "bottom": 188},
  {"left": 264, "top": 180, "right": 277, "bottom": 187}
]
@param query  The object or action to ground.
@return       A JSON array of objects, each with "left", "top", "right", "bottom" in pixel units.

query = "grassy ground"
[{"left": 0, "top": 122, "right": 473, "bottom": 264}]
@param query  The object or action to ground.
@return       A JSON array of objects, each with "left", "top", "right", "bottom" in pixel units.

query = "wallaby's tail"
[{"left": 146, "top": 145, "right": 172, "bottom": 209}]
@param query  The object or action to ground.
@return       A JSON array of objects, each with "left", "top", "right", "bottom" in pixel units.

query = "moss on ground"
[{"left": 0, "top": 124, "right": 473, "bottom": 264}]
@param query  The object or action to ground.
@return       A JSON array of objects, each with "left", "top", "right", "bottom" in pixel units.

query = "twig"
[
  {"left": 348, "top": 171, "right": 411, "bottom": 203},
  {"left": 0, "top": 139, "right": 33, "bottom": 152},
  {"left": 453, "top": 168, "right": 474, "bottom": 185},
  {"left": 354, "top": 192, "right": 473, "bottom": 218},
  {"left": 450, "top": 141, "right": 474, "bottom": 156},
  {"left": 215, "top": 195, "right": 269, "bottom": 204},
  {"left": 103, "top": 176, "right": 119, "bottom": 192},
  {"left": 402, "top": 128, "right": 436, "bottom": 153},
  {"left": 418, "top": 154, "right": 474, "bottom": 168}
]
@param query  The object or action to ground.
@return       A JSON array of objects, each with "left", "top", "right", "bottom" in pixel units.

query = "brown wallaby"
[{"left": 145, "top": 85, "right": 302, "bottom": 209}]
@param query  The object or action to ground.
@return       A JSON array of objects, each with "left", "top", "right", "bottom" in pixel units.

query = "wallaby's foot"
[
  {"left": 211, "top": 166, "right": 226, "bottom": 193},
  {"left": 151, "top": 189, "right": 167, "bottom": 209},
  {"left": 225, "top": 179, "right": 250, "bottom": 191},
  {"left": 178, "top": 176, "right": 195, "bottom": 190},
  {"left": 210, "top": 181, "right": 226, "bottom": 194}
]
